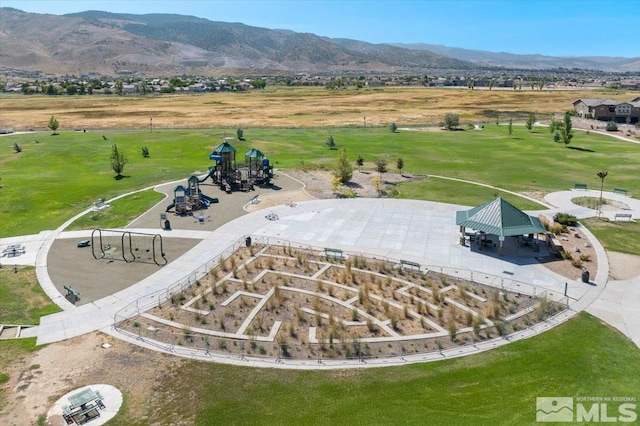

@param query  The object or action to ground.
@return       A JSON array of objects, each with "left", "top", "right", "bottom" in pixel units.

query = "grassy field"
[
  {"left": 1, "top": 87, "right": 638, "bottom": 131},
  {"left": 0, "top": 266, "right": 60, "bottom": 324},
  {"left": 1, "top": 124, "right": 639, "bottom": 237},
  {"left": 107, "top": 312, "right": 638, "bottom": 425},
  {"left": 67, "top": 189, "right": 165, "bottom": 231},
  {"left": 582, "top": 218, "right": 640, "bottom": 256}
]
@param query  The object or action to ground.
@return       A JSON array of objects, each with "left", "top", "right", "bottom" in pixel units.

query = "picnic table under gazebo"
[{"left": 456, "top": 197, "right": 547, "bottom": 255}]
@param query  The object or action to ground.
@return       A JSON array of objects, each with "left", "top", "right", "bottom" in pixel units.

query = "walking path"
[{"left": 2, "top": 182, "right": 639, "bottom": 367}]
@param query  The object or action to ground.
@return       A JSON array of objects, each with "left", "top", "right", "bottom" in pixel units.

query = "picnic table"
[{"left": 62, "top": 388, "right": 106, "bottom": 425}]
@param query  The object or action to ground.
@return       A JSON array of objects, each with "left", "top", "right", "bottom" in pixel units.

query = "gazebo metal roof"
[{"left": 455, "top": 198, "right": 546, "bottom": 237}]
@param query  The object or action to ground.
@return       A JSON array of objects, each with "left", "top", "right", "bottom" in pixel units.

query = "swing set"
[{"left": 90, "top": 229, "right": 168, "bottom": 266}]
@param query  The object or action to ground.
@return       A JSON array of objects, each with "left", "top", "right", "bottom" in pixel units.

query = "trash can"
[
  {"left": 164, "top": 220, "right": 171, "bottom": 231},
  {"left": 581, "top": 268, "right": 590, "bottom": 283},
  {"left": 245, "top": 236, "right": 252, "bottom": 247}
]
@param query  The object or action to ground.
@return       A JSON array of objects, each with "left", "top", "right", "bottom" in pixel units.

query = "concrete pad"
[{"left": 46, "top": 384, "right": 122, "bottom": 426}]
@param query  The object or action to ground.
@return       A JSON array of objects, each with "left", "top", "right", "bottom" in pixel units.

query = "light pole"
[
  {"left": 597, "top": 170, "right": 608, "bottom": 217},
  {"left": 150, "top": 117, "right": 153, "bottom": 133}
]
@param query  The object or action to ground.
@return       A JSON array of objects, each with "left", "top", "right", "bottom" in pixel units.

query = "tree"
[
  {"left": 507, "top": 118, "right": 513, "bottom": 137},
  {"left": 444, "top": 113, "right": 459, "bottom": 131},
  {"left": 48, "top": 115, "right": 59, "bottom": 135},
  {"left": 396, "top": 158, "right": 404, "bottom": 172},
  {"left": 237, "top": 128, "right": 244, "bottom": 140},
  {"left": 375, "top": 157, "right": 388, "bottom": 174},
  {"left": 389, "top": 122, "right": 398, "bottom": 133},
  {"left": 488, "top": 80, "right": 494, "bottom": 90},
  {"left": 141, "top": 146, "right": 150, "bottom": 158},
  {"left": 326, "top": 135, "right": 336, "bottom": 150},
  {"left": 356, "top": 155, "right": 364, "bottom": 172},
  {"left": 525, "top": 113, "right": 536, "bottom": 131},
  {"left": 13, "top": 142, "right": 22, "bottom": 153},
  {"left": 115, "top": 79, "right": 124, "bottom": 95},
  {"left": 46, "top": 84, "right": 57, "bottom": 95},
  {"left": 553, "top": 132, "right": 561, "bottom": 143},
  {"left": 559, "top": 112, "right": 574, "bottom": 146},
  {"left": 111, "top": 144, "right": 128, "bottom": 177},
  {"left": 333, "top": 148, "right": 353, "bottom": 184},
  {"left": 548, "top": 117, "right": 557, "bottom": 134},
  {"left": 66, "top": 85, "right": 78, "bottom": 95}
]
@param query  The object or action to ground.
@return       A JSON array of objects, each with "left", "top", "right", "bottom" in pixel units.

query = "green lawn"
[
  {"left": 1, "top": 126, "right": 638, "bottom": 239},
  {"left": 396, "top": 176, "right": 545, "bottom": 210},
  {"left": 0, "top": 266, "right": 60, "bottom": 324},
  {"left": 67, "top": 189, "right": 166, "bottom": 230},
  {"left": 114, "top": 312, "right": 638, "bottom": 425},
  {"left": 582, "top": 218, "right": 640, "bottom": 256}
]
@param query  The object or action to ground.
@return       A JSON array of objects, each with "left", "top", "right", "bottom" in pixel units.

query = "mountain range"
[{"left": 1, "top": 7, "right": 638, "bottom": 77}]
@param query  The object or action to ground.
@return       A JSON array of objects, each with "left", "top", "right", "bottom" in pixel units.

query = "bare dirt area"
[
  {"left": 285, "top": 169, "right": 422, "bottom": 199},
  {"left": 608, "top": 252, "right": 640, "bottom": 281},
  {"left": 0, "top": 332, "right": 185, "bottom": 426},
  {"left": 537, "top": 226, "right": 598, "bottom": 281}
]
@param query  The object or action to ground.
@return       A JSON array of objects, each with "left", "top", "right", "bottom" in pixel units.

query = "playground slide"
[
  {"left": 165, "top": 202, "right": 175, "bottom": 212},
  {"left": 200, "top": 194, "right": 219, "bottom": 205},
  {"left": 197, "top": 168, "right": 216, "bottom": 183}
]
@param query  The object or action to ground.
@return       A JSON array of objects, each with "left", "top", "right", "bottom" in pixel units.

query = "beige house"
[{"left": 573, "top": 98, "right": 640, "bottom": 123}]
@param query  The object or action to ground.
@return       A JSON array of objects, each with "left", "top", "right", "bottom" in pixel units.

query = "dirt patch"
[
  {"left": 286, "top": 169, "right": 422, "bottom": 200},
  {"left": 537, "top": 227, "right": 598, "bottom": 281},
  {"left": 607, "top": 251, "right": 640, "bottom": 281},
  {"left": 0, "top": 332, "right": 184, "bottom": 426}
]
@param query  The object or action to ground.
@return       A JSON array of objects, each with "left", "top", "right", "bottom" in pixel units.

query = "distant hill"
[
  {"left": 391, "top": 43, "right": 640, "bottom": 72},
  {"left": 0, "top": 8, "right": 637, "bottom": 77},
  {"left": 0, "top": 8, "right": 470, "bottom": 76}
]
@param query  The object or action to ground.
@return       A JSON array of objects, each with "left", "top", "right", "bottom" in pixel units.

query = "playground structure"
[
  {"left": 208, "top": 141, "right": 273, "bottom": 193},
  {"left": 91, "top": 229, "right": 167, "bottom": 266},
  {"left": 166, "top": 175, "right": 219, "bottom": 216}
]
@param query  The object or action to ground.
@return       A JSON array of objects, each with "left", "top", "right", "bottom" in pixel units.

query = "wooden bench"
[
  {"left": 324, "top": 247, "right": 344, "bottom": 260},
  {"left": 574, "top": 183, "right": 587, "bottom": 190},
  {"left": 614, "top": 213, "right": 633, "bottom": 222},
  {"left": 64, "top": 285, "right": 80, "bottom": 302},
  {"left": 400, "top": 259, "right": 421, "bottom": 272},
  {"left": 613, "top": 188, "right": 628, "bottom": 196}
]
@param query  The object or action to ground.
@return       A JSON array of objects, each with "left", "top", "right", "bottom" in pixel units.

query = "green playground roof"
[
  {"left": 455, "top": 197, "right": 546, "bottom": 237},
  {"left": 212, "top": 140, "right": 237, "bottom": 154},
  {"left": 245, "top": 148, "right": 265, "bottom": 158}
]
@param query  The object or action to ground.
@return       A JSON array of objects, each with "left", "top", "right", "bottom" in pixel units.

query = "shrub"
[
  {"left": 579, "top": 254, "right": 591, "bottom": 262},
  {"left": 444, "top": 113, "right": 459, "bottom": 130},
  {"left": 606, "top": 121, "right": 618, "bottom": 131},
  {"left": 13, "top": 142, "right": 22, "bottom": 153},
  {"left": 554, "top": 212, "right": 578, "bottom": 226}
]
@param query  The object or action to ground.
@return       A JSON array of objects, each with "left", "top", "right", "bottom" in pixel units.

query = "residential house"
[{"left": 573, "top": 98, "right": 640, "bottom": 123}]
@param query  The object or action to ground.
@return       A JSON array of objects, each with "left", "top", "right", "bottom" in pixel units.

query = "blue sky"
[{"left": 3, "top": 0, "right": 639, "bottom": 57}]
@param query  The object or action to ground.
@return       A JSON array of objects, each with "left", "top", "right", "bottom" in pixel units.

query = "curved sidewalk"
[{"left": 32, "top": 197, "right": 616, "bottom": 359}]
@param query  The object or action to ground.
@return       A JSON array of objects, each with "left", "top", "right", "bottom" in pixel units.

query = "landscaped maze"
[{"left": 119, "top": 245, "right": 563, "bottom": 360}]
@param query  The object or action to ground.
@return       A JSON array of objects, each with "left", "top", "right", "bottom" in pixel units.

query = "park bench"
[
  {"left": 574, "top": 183, "right": 588, "bottom": 190},
  {"left": 399, "top": 259, "right": 421, "bottom": 272},
  {"left": 64, "top": 285, "right": 80, "bottom": 302},
  {"left": 613, "top": 188, "right": 628, "bottom": 196},
  {"left": 324, "top": 247, "right": 344, "bottom": 260},
  {"left": 77, "top": 240, "right": 90, "bottom": 248},
  {"left": 614, "top": 213, "right": 633, "bottom": 222}
]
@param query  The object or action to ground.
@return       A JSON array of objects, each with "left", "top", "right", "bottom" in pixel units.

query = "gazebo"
[{"left": 456, "top": 198, "right": 546, "bottom": 255}]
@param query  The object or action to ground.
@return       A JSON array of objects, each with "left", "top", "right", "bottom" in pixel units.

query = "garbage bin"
[
  {"left": 164, "top": 220, "right": 171, "bottom": 231},
  {"left": 245, "top": 236, "right": 252, "bottom": 247},
  {"left": 581, "top": 268, "right": 590, "bottom": 283}
]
